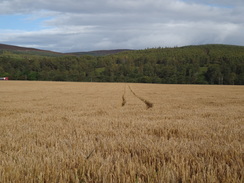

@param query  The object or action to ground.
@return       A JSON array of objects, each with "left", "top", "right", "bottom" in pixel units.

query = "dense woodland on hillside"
[{"left": 0, "top": 44, "right": 244, "bottom": 84}]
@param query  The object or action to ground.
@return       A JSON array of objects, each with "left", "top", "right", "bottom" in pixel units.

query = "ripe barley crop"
[{"left": 0, "top": 81, "right": 243, "bottom": 183}]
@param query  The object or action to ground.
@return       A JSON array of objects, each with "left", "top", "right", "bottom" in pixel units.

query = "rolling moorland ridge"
[
  {"left": 0, "top": 43, "right": 244, "bottom": 84},
  {"left": 0, "top": 43, "right": 130, "bottom": 57}
]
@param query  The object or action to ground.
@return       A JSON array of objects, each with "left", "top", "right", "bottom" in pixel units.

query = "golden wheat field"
[{"left": 0, "top": 81, "right": 243, "bottom": 183}]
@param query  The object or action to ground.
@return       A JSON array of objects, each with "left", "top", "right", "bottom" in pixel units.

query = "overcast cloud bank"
[{"left": 0, "top": 0, "right": 243, "bottom": 52}]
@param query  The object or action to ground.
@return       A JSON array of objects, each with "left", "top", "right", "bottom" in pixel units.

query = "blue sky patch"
[
  {"left": 180, "top": 0, "right": 234, "bottom": 8},
  {"left": 0, "top": 14, "right": 51, "bottom": 31}
]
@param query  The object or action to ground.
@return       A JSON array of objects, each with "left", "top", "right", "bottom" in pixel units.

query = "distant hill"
[
  {"left": 0, "top": 44, "right": 133, "bottom": 56},
  {"left": 68, "top": 49, "right": 133, "bottom": 56},
  {"left": 1, "top": 43, "right": 244, "bottom": 84},
  {"left": 0, "top": 43, "right": 64, "bottom": 57},
  {"left": 0, "top": 43, "right": 133, "bottom": 57}
]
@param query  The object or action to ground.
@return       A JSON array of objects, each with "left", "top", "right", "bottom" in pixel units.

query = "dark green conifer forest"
[{"left": 1, "top": 44, "right": 244, "bottom": 84}]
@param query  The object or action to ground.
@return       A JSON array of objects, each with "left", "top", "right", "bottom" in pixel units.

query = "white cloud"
[{"left": 0, "top": 0, "right": 243, "bottom": 52}]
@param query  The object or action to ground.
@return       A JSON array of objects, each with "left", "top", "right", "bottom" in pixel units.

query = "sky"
[{"left": 0, "top": 0, "right": 243, "bottom": 52}]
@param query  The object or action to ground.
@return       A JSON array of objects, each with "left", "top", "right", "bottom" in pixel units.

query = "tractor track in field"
[
  {"left": 121, "top": 85, "right": 126, "bottom": 107},
  {"left": 121, "top": 85, "right": 154, "bottom": 109},
  {"left": 128, "top": 85, "right": 154, "bottom": 109}
]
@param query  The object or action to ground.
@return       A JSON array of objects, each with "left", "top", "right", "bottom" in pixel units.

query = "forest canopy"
[{"left": 0, "top": 44, "right": 244, "bottom": 85}]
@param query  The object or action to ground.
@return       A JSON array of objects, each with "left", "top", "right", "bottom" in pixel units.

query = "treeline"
[{"left": 0, "top": 44, "right": 244, "bottom": 84}]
